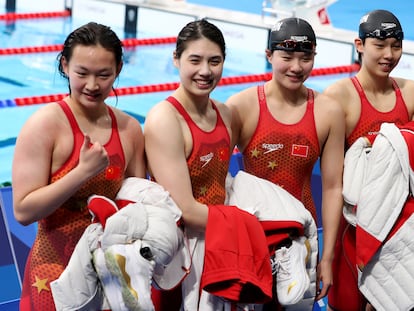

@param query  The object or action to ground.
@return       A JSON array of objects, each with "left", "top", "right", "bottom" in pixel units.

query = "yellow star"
[
  {"left": 251, "top": 148, "right": 261, "bottom": 158},
  {"left": 200, "top": 186, "right": 208, "bottom": 196},
  {"left": 268, "top": 161, "right": 277, "bottom": 170},
  {"left": 32, "top": 276, "right": 49, "bottom": 294}
]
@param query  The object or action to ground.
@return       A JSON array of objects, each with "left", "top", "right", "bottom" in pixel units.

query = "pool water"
[{"left": 0, "top": 14, "right": 352, "bottom": 184}]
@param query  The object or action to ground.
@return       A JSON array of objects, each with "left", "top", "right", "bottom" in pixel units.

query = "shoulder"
[
  {"left": 213, "top": 100, "right": 231, "bottom": 120},
  {"left": 314, "top": 92, "right": 344, "bottom": 118},
  {"left": 146, "top": 100, "right": 176, "bottom": 123},
  {"left": 110, "top": 106, "right": 141, "bottom": 126},
  {"left": 226, "top": 85, "right": 257, "bottom": 108},
  {"left": 22, "top": 102, "right": 66, "bottom": 131},
  {"left": 393, "top": 77, "right": 414, "bottom": 93},
  {"left": 16, "top": 102, "right": 67, "bottom": 149},
  {"left": 393, "top": 77, "right": 414, "bottom": 116},
  {"left": 323, "top": 77, "right": 356, "bottom": 109},
  {"left": 109, "top": 107, "right": 143, "bottom": 137},
  {"left": 313, "top": 93, "right": 345, "bottom": 142},
  {"left": 323, "top": 77, "right": 354, "bottom": 97},
  {"left": 225, "top": 85, "right": 259, "bottom": 125},
  {"left": 144, "top": 100, "right": 181, "bottom": 134}
]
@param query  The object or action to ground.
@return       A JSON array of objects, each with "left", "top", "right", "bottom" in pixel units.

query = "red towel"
[{"left": 201, "top": 205, "right": 272, "bottom": 304}]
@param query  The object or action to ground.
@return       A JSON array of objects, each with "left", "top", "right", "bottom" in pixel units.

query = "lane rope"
[
  {"left": 0, "top": 63, "right": 360, "bottom": 107},
  {"left": 0, "top": 37, "right": 177, "bottom": 55},
  {"left": 0, "top": 10, "right": 71, "bottom": 21}
]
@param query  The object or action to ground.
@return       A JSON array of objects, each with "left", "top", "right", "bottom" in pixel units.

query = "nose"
[
  {"left": 199, "top": 61, "right": 211, "bottom": 75},
  {"left": 86, "top": 75, "right": 99, "bottom": 91},
  {"left": 383, "top": 46, "right": 393, "bottom": 59},
  {"left": 290, "top": 58, "right": 303, "bottom": 72}
]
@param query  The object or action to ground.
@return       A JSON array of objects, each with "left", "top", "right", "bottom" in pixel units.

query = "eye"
[
  {"left": 302, "top": 55, "right": 313, "bottom": 62},
  {"left": 210, "top": 58, "right": 222, "bottom": 66},
  {"left": 189, "top": 57, "right": 201, "bottom": 64},
  {"left": 282, "top": 54, "right": 293, "bottom": 60}
]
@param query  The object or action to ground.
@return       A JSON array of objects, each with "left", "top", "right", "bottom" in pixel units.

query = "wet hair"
[
  {"left": 57, "top": 22, "right": 123, "bottom": 97},
  {"left": 174, "top": 19, "right": 226, "bottom": 60}
]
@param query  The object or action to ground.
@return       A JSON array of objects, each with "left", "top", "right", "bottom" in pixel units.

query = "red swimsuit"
[{"left": 20, "top": 101, "right": 125, "bottom": 311}]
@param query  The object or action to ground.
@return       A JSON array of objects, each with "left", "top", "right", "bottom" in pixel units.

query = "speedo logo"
[
  {"left": 262, "top": 143, "right": 284, "bottom": 154},
  {"left": 381, "top": 22, "right": 396, "bottom": 30},
  {"left": 200, "top": 152, "right": 214, "bottom": 168}
]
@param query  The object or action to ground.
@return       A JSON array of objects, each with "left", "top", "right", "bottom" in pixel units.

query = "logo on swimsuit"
[
  {"left": 291, "top": 144, "right": 309, "bottom": 157},
  {"left": 200, "top": 152, "right": 214, "bottom": 168},
  {"left": 262, "top": 143, "right": 284, "bottom": 154}
]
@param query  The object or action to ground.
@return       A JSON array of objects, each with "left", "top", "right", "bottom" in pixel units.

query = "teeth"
[{"left": 196, "top": 80, "right": 209, "bottom": 85}]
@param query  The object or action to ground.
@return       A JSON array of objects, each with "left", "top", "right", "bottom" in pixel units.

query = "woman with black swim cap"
[
  {"left": 324, "top": 9, "right": 414, "bottom": 311},
  {"left": 227, "top": 17, "right": 345, "bottom": 310}
]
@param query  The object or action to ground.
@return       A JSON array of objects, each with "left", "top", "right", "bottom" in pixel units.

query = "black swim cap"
[
  {"left": 269, "top": 17, "right": 316, "bottom": 53},
  {"left": 359, "top": 10, "right": 403, "bottom": 40}
]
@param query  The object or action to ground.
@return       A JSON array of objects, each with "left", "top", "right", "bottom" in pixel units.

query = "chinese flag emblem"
[
  {"left": 218, "top": 148, "right": 230, "bottom": 161},
  {"left": 106, "top": 165, "right": 122, "bottom": 180},
  {"left": 291, "top": 144, "right": 309, "bottom": 157}
]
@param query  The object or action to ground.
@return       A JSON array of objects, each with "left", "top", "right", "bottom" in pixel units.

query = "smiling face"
[
  {"left": 357, "top": 37, "right": 402, "bottom": 76},
  {"left": 266, "top": 48, "right": 315, "bottom": 90},
  {"left": 174, "top": 37, "right": 224, "bottom": 98},
  {"left": 61, "top": 44, "right": 121, "bottom": 108}
]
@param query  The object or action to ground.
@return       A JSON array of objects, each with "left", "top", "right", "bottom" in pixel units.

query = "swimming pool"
[
  {"left": 0, "top": 10, "right": 354, "bottom": 185},
  {"left": 1, "top": 1, "right": 411, "bottom": 309}
]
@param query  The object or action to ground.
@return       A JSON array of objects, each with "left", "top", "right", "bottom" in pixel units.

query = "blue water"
[
  {"left": 0, "top": 6, "right": 351, "bottom": 184},
  {"left": 1, "top": 1, "right": 411, "bottom": 184}
]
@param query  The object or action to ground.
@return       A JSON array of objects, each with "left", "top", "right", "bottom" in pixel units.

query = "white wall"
[
  {"left": 72, "top": 0, "right": 125, "bottom": 29},
  {"left": 15, "top": 0, "right": 66, "bottom": 12}
]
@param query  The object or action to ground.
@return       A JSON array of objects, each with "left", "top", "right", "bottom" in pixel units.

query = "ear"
[
  {"left": 265, "top": 48, "right": 273, "bottom": 62},
  {"left": 173, "top": 50, "right": 179, "bottom": 68},
  {"left": 116, "top": 61, "right": 123, "bottom": 76},
  {"left": 61, "top": 56, "right": 69, "bottom": 76},
  {"left": 354, "top": 38, "right": 364, "bottom": 54}
]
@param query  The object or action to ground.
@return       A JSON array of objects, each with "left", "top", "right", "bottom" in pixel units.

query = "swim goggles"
[
  {"left": 365, "top": 29, "right": 404, "bottom": 40},
  {"left": 271, "top": 39, "right": 316, "bottom": 53}
]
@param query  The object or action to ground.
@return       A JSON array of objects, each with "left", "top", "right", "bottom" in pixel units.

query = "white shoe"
[
  {"left": 95, "top": 240, "right": 156, "bottom": 311},
  {"left": 273, "top": 237, "right": 310, "bottom": 306}
]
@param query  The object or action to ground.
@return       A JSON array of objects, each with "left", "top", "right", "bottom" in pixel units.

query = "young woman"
[
  {"left": 12, "top": 22, "right": 145, "bottom": 310},
  {"left": 324, "top": 10, "right": 414, "bottom": 311},
  {"left": 144, "top": 19, "right": 231, "bottom": 310},
  {"left": 227, "top": 17, "right": 345, "bottom": 309},
  {"left": 145, "top": 19, "right": 272, "bottom": 310}
]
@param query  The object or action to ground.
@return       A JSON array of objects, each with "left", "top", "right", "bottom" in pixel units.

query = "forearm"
[
  {"left": 320, "top": 187, "right": 343, "bottom": 262},
  {"left": 14, "top": 167, "right": 91, "bottom": 225},
  {"left": 179, "top": 200, "right": 209, "bottom": 231}
]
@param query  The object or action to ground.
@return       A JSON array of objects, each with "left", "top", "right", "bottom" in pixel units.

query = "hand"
[
  {"left": 315, "top": 258, "right": 333, "bottom": 301},
  {"left": 79, "top": 134, "right": 109, "bottom": 178}
]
